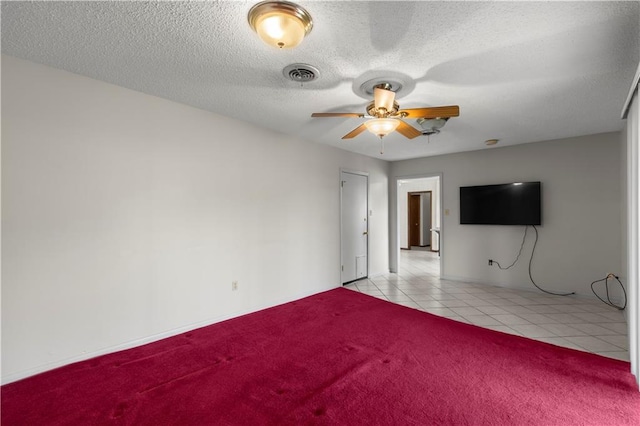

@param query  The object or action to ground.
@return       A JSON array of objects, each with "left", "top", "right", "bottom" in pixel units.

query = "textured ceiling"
[{"left": 2, "top": 1, "right": 638, "bottom": 161}]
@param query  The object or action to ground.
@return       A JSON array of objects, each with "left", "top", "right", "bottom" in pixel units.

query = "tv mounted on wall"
[{"left": 460, "top": 182, "right": 541, "bottom": 225}]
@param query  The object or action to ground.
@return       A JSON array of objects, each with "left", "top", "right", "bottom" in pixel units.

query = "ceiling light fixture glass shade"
[
  {"left": 364, "top": 118, "right": 400, "bottom": 138},
  {"left": 248, "top": 1, "right": 313, "bottom": 49},
  {"left": 373, "top": 87, "right": 396, "bottom": 112}
]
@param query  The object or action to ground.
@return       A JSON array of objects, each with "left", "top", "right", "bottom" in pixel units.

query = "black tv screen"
[{"left": 460, "top": 182, "right": 541, "bottom": 225}]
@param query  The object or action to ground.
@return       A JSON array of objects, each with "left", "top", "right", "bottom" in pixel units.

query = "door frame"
[
  {"left": 339, "top": 168, "right": 369, "bottom": 285},
  {"left": 391, "top": 173, "right": 443, "bottom": 275}
]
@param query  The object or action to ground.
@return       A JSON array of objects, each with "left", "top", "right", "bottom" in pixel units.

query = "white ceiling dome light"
[{"left": 248, "top": 1, "right": 313, "bottom": 49}]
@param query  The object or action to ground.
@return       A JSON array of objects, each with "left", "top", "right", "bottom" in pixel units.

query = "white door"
[{"left": 341, "top": 171, "right": 368, "bottom": 284}]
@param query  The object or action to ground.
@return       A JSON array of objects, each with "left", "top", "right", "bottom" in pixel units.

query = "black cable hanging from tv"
[
  {"left": 492, "top": 226, "right": 528, "bottom": 270},
  {"left": 528, "top": 225, "right": 574, "bottom": 296},
  {"left": 493, "top": 225, "right": 629, "bottom": 304},
  {"left": 491, "top": 225, "right": 574, "bottom": 296}
]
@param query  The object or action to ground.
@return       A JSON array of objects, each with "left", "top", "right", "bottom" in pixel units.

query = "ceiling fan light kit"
[
  {"left": 373, "top": 84, "right": 395, "bottom": 111},
  {"left": 364, "top": 117, "right": 401, "bottom": 154},
  {"left": 248, "top": 1, "right": 313, "bottom": 49},
  {"left": 364, "top": 118, "right": 400, "bottom": 138},
  {"left": 311, "top": 82, "right": 460, "bottom": 154}
]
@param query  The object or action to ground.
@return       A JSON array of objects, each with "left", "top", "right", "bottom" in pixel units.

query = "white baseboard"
[
  {"left": 367, "top": 271, "right": 385, "bottom": 279},
  {"left": 1, "top": 287, "right": 328, "bottom": 385},
  {"left": 440, "top": 274, "right": 624, "bottom": 304}
]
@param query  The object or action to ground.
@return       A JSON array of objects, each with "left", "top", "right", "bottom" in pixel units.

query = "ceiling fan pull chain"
[{"left": 380, "top": 136, "right": 384, "bottom": 154}]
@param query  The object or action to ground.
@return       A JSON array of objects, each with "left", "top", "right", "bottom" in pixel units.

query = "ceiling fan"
[{"left": 311, "top": 83, "right": 459, "bottom": 153}]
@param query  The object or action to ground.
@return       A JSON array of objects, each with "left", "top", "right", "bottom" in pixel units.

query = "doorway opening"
[
  {"left": 408, "top": 191, "right": 434, "bottom": 251},
  {"left": 397, "top": 175, "right": 442, "bottom": 277}
]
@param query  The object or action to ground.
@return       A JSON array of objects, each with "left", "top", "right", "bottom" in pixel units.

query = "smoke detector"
[{"left": 417, "top": 117, "right": 449, "bottom": 136}]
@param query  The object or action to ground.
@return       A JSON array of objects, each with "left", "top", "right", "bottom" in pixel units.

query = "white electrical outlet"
[{"left": 232, "top": 281, "right": 238, "bottom": 291}]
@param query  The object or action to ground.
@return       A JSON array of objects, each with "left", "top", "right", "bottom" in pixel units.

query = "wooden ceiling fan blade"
[
  {"left": 374, "top": 87, "right": 396, "bottom": 111},
  {"left": 395, "top": 121, "right": 422, "bottom": 139},
  {"left": 342, "top": 123, "right": 368, "bottom": 139},
  {"left": 311, "top": 112, "right": 364, "bottom": 118},
  {"left": 400, "top": 105, "right": 460, "bottom": 119}
]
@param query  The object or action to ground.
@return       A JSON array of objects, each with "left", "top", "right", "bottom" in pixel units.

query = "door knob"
[{"left": 363, "top": 231, "right": 368, "bottom": 235}]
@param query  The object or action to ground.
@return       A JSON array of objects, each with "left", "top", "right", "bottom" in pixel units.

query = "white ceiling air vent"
[
  {"left": 283, "top": 63, "right": 320, "bottom": 83},
  {"left": 417, "top": 117, "right": 449, "bottom": 136}
]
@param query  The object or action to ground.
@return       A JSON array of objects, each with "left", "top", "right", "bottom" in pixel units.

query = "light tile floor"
[{"left": 344, "top": 249, "right": 629, "bottom": 361}]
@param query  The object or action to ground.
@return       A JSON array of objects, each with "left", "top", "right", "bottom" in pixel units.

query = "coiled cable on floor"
[{"left": 591, "top": 274, "right": 627, "bottom": 310}]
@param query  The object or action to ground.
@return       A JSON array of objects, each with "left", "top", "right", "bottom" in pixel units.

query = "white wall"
[
  {"left": 1, "top": 56, "right": 389, "bottom": 383},
  {"left": 421, "top": 193, "right": 431, "bottom": 245},
  {"left": 390, "top": 134, "right": 622, "bottom": 298},
  {"left": 398, "top": 178, "right": 440, "bottom": 249},
  {"left": 621, "top": 125, "right": 629, "bottom": 321},
  {"left": 623, "top": 85, "right": 639, "bottom": 387}
]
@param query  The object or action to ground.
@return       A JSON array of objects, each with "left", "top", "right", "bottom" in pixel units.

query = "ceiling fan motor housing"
[{"left": 366, "top": 100, "right": 399, "bottom": 118}]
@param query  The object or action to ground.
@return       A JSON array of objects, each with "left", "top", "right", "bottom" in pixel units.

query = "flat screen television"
[{"left": 460, "top": 182, "right": 541, "bottom": 225}]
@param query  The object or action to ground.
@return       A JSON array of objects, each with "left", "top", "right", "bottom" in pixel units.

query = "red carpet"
[{"left": 2, "top": 288, "right": 639, "bottom": 425}]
